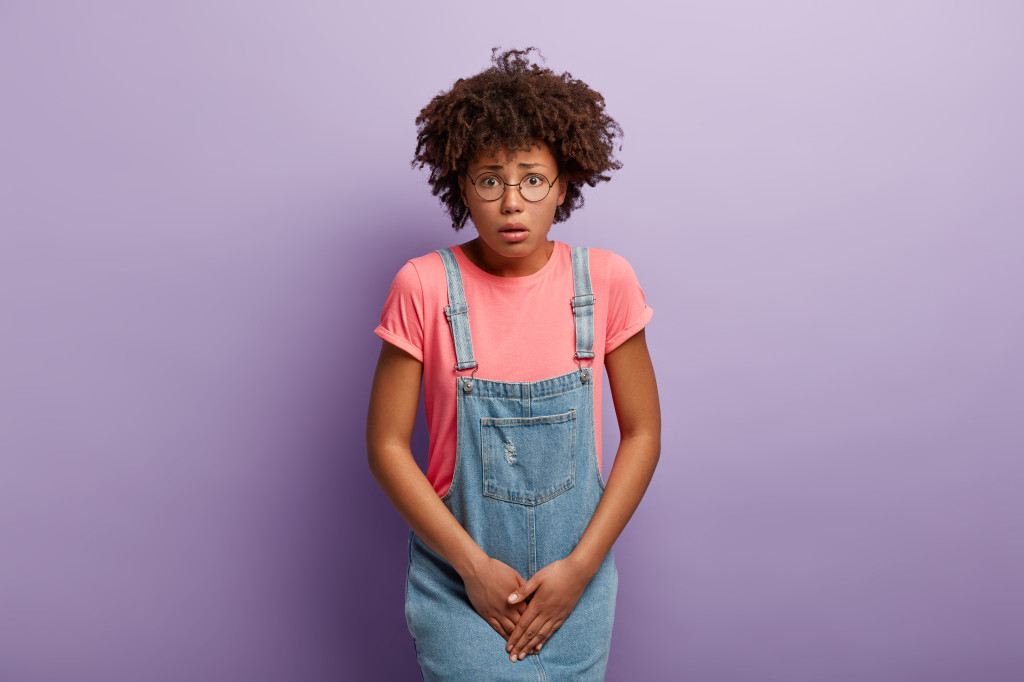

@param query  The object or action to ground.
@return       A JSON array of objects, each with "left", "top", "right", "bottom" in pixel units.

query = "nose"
[{"left": 499, "top": 183, "right": 524, "bottom": 214}]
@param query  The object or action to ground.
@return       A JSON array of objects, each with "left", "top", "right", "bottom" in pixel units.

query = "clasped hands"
[{"left": 462, "top": 556, "right": 590, "bottom": 663}]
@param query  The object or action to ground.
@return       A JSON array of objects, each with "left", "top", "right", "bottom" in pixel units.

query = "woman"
[{"left": 367, "top": 47, "right": 660, "bottom": 681}]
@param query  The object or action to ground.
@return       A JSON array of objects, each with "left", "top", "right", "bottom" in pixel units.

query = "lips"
[{"left": 499, "top": 223, "right": 529, "bottom": 243}]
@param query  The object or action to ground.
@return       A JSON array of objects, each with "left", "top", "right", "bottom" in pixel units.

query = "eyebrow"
[{"left": 476, "top": 162, "right": 548, "bottom": 171}]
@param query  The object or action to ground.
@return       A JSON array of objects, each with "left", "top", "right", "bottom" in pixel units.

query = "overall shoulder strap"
[
  {"left": 570, "top": 246, "right": 595, "bottom": 381},
  {"left": 435, "top": 248, "right": 479, "bottom": 374}
]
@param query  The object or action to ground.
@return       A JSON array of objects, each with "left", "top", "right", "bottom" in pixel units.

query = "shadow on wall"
[{"left": 300, "top": 204, "right": 439, "bottom": 680}]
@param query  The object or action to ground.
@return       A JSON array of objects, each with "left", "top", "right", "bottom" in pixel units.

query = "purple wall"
[{"left": 2, "top": 2, "right": 1022, "bottom": 680}]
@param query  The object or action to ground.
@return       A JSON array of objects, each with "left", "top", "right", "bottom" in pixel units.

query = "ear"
[
  {"left": 457, "top": 173, "right": 468, "bottom": 205},
  {"left": 555, "top": 176, "right": 568, "bottom": 206}
]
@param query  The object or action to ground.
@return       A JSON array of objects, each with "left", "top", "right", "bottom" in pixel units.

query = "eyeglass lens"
[{"left": 473, "top": 173, "right": 553, "bottom": 202}]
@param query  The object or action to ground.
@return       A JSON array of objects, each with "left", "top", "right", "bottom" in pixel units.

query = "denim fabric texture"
[
  {"left": 437, "top": 247, "right": 479, "bottom": 373},
  {"left": 571, "top": 245, "right": 596, "bottom": 363},
  {"left": 405, "top": 247, "right": 617, "bottom": 681}
]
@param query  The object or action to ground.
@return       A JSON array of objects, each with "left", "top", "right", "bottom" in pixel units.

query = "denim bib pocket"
[{"left": 480, "top": 410, "right": 576, "bottom": 505}]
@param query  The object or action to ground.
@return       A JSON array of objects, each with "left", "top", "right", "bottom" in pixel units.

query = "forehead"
[{"left": 467, "top": 143, "right": 558, "bottom": 172}]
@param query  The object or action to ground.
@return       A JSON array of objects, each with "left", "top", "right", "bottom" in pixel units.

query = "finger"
[
  {"left": 522, "top": 624, "right": 550, "bottom": 657},
  {"left": 516, "top": 620, "right": 548, "bottom": 659},
  {"left": 506, "top": 608, "right": 540, "bottom": 657},
  {"left": 534, "top": 619, "right": 563, "bottom": 652},
  {"left": 520, "top": 618, "right": 560, "bottom": 658},
  {"left": 500, "top": 615, "right": 517, "bottom": 638},
  {"left": 507, "top": 576, "right": 538, "bottom": 605},
  {"left": 515, "top": 625, "right": 546, "bottom": 661},
  {"left": 486, "top": 617, "right": 505, "bottom": 638}
]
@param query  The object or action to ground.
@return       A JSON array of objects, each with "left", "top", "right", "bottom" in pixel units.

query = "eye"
[
  {"left": 479, "top": 174, "right": 502, "bottom": 188},
  {"left": 523, "top": 174, "right": 546, "bottom": 187}
]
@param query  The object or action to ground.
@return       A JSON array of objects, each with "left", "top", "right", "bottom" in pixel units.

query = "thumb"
[{"left": 508, "top": 577, "right": 538, "bottom": 604}]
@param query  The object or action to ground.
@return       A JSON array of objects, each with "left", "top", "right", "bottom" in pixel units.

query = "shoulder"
[
  {"left": 576, "top": 246, "right": 643, "bottom": 288},
  {"left": 387, "top": 250, "right": 448, "bottom": 295},
  {"left": 407, "top": 249, "right": 446, "bottom": 272},
  {"left": 574, "top": 245, "right": 653, "bottom": 350}
]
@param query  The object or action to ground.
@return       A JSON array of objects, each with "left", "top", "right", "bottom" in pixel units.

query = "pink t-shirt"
[{"left": 375, "top": 241, "right": 653, "bottom": 497}]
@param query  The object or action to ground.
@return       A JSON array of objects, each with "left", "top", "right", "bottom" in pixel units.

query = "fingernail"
[{"left": 510, "top": 654, "right": 517, "bottom": 662}]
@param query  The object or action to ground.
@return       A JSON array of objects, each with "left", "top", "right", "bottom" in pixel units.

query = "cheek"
[{"left": 464, "top": 201, "right": 492, "bottom": 229}]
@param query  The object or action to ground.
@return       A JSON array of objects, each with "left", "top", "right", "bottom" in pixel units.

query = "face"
[{"left": 458, "top": 142, "right": 567, "bottom": 276}]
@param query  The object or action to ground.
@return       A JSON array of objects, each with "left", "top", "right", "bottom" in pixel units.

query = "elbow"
[
  {"left": 366, "top": 432, "right": 385, "bottom": 481},
  {"left": 620, "top": 428, "right": 661, "bottom": 468},
  {"left": 366, "top": 435, "right": 406, "bottom": 485},
  {"left": 648, "top": 433, "right": 662, "bottom": 469}
]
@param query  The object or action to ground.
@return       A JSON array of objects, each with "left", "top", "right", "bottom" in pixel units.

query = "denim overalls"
[{"left": 405, "top": 246, "right": 617, "bottom": 681}]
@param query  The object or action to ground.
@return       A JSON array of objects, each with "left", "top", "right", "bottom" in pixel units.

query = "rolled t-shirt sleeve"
[
  {"left": 604, "top": 252, "right": 654, "bottom": 352},
  {"left": 375, "top": 261, "right": 425, "bottom": 362}
]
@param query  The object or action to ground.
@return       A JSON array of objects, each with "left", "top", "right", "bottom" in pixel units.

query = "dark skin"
[
  {"left": 367, "top": 330, "right": 659, "bottom": 660},
  {"left": 413, "top": 47, "right": 623, "bottom": 231},
  {"left": 367, "top": 146, "right": 660, "bottom": 663}
]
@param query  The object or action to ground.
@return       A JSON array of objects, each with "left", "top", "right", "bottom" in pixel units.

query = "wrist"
[
  {"left": 451, "top": 544, "right": 490, "bottom": 580},
  {"left": 566, "top": 547, "right": 603, "bottom": 581}
]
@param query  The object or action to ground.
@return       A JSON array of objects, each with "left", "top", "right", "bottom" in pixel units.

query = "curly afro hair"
[{"left": 413, "top": 47, "right": 623, "bottom": 230}]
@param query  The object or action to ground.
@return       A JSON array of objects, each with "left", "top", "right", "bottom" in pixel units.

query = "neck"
[{"left": 462, "top": 239, "right": 554, "bottom": 278}]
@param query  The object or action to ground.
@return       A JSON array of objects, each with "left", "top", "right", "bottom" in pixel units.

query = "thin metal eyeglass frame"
[{"left": 465, "top": 170, "right": 560, "bottom": 202}]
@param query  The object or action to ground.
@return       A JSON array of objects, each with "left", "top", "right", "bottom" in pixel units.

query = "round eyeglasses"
[{"left": 466, "top": 170, "right": 560, "bottom": 202}]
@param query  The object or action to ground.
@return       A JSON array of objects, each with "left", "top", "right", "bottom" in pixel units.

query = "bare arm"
[
  {"left": 505, "top": 328, "right": 661, "bottom": 660},
  {"left": 366, "top": 341, "right": 527, "bottom": 639},
  {"left": 566, "top": 327, "right": 661, "bottom": 574}
]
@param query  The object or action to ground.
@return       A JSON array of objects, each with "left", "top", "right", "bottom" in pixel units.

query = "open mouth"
[{"left": 500, "top": 225, "right": 529, "bottom": 242}]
